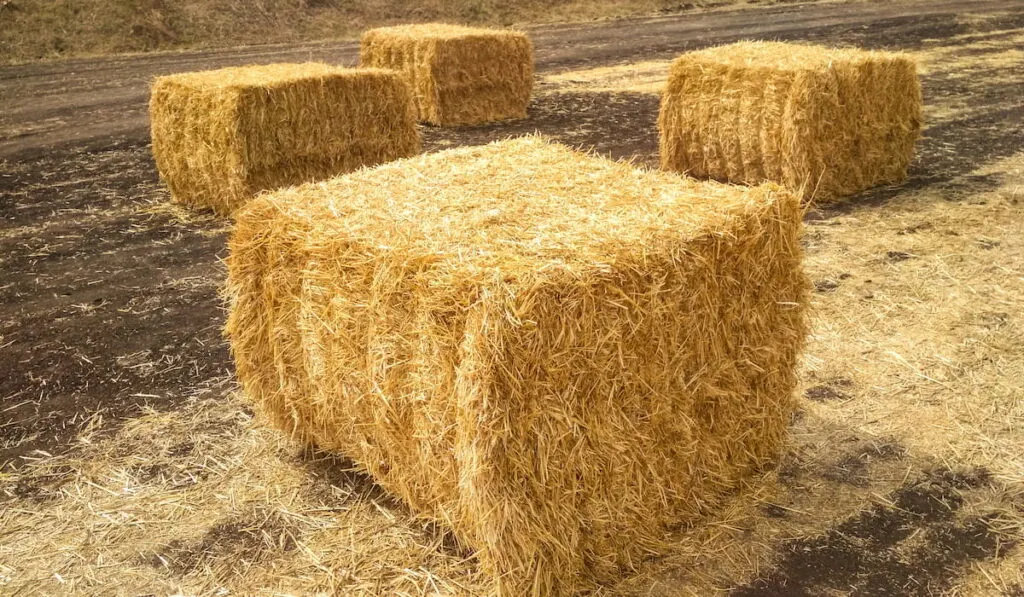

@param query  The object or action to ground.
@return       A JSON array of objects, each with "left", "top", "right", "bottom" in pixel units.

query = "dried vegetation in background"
[{"left": 0, "top": 0, "right": 760, "bottom": 64}]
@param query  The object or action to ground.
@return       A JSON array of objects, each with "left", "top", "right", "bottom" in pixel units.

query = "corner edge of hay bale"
[
  {"left": 784, "top": 50, "right": 924, "bottom": 202},
  {"left": 149, "top": 75, "right": 249, "bottom": 215}
]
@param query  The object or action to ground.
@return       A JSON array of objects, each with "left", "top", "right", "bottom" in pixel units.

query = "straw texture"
[
  {"left": 658, "top": 41, "right": 923, "bottom": 202},
  {"left": 150, "top": 63, "right": 420, "bottom": 215},
  {"left": 225, "top": 137, "right": 809, "bottom": 596},
  {"left": 360, "top": 24, "right": 533, "bottom": 125}
]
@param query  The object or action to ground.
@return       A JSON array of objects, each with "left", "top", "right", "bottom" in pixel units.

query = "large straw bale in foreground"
[
  {"left": 225, "top": 137, "right": 809, "bottom": 596},
  {"left": 659, "top": 41, "right": 922, "bottom": 202},
  {"left": 150, "top": 63, "right": 420, "bottom": 215},
  {"left": 360, "top": 24, "right": 533, "bottom": 125}
]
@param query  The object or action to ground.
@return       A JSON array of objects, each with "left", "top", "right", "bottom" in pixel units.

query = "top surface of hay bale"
[
  {"left": 255, "top": 136, "right": 762, "bottom": 276},
  {"left": 159, "top": 62, "right": 352, "bottom": 90},
  {"left": 364, "top": 23, "right": 519, "bottom": 39},
  {"left": 684, "top": 40, "right": 903, "bottom": 70}
]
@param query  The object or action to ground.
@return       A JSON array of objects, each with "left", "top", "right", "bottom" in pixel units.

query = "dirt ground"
[{"left": 1, "top": 0, "right": 1023, "bottom": 595}]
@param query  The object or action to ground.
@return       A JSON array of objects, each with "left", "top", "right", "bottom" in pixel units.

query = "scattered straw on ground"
[
  {"left": 803, "top": 152, "right": 1024, "bottom": 484},
  {"left": 542, "top": 60, "right": 673, "bottom": 94},
  {"left": 916, "top": 27, "right": 1024, "bottom": 124},
  {"left": 0, "top": 393, "right": 487, "bottom": 596}
]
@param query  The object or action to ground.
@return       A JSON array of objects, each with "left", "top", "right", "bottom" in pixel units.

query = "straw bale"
[
  {"left": 658, "top": 41, "right": 923, "bottom": 202},
  {"left": 360, "top": 24, "right": 533, "bottom": 125},
  {"left": 225, "top": 136, "right": 809, "bottom": 596},
  {"left": 150, "top": 63, "right": 420, "bottom": 215}
]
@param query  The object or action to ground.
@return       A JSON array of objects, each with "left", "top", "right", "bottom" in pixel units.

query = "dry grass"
[
  {"left": 0, "top": 0, "right": 758, "bottom": 65},
  {"left": 360, "top": 24, "right": 534, "bottom": 125},
  {"left": 802, "top": 153, "right": 1024, "bottom": 483},
  {"left": 0, "top": 393, "right": 489, "bottom": 596},
  {"left": 149, "top": 63, "right": 420, "bottom": 215},
  {"left": 658, "top": 41, "right": 923, "bottom": 203},
  {"left": 790, "top": 152, "right": 1024, "bottom": 595},
  {"left": 225, "top": 136, "right": 808, "bottom": 596}
]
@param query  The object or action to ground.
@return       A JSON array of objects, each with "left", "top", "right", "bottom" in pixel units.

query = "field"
[
  {"left": 1, "top": 0, "right": 1024, "bottom": 594},
  {"left": 1, "top": 0, "right": 815, "bottom": 64}
]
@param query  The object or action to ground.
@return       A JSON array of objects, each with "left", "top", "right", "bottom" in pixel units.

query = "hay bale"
[
  {"left": 225, "top": 137, "right": 809, "bottom": 596},
  {"left": 150, "top": 63, "right": 420, "bottom": 215},
  {"left": 658, "top": 41, "right": 923, "bottom": 202},
  {"left": 360, "top": 24, "right": 533, "bottom": 125}
]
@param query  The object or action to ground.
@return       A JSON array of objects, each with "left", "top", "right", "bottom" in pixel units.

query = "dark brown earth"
[
  {"left": 2, "top": 0, "right": 1023, "bottom": 593},
  {"left": 733, "top": 466, "right": 1009, "bottom": 596}
]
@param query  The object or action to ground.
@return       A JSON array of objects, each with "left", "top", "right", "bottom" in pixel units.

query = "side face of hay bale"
[
  {"left": 151, "top": 78, "right": 247, "bottom": 215},
  {"left": 150, "top": 63, "right": 420, "bottom": 215},
  {"left": 225, "top": 137, "right": 809, "bottom": 596},
  {"left": 361, "top": 25, "right": 533, "bottom": 125},
  {"left": 224, "top": 198, "right": 318, "bottom": 441},
  {"left": 359, "top": 30, "right": 439, "bottom": 124},
  {"left": 658, "top": 41, "right": 923, "bottom": 202}
]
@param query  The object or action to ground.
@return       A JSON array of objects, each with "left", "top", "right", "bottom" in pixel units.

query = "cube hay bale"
[
  {"left": 360, "top": 24, "right": 534, "bottom": 125},
  {"left": 225, "top": 137, "right": 809, "bottom": 596},
  {"left": 150, "top": 63, "right": 420, "bottom": 215},
  {"left": 658, "top": 41, "right": 923, "bottom": 202}
]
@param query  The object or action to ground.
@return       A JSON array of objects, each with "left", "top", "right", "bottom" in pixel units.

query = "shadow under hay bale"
[
  {"left": 658, "top": 41, "right": 923, "bottom": 203},
  {"left": 360, "top": 24, "right": 533, "bottom": 126},
  {"left": 149, "top": 63, "right": 420, "bottom": 216},
  {"left": 225, "top": 136, "right": 810, "bottom": 596}
]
